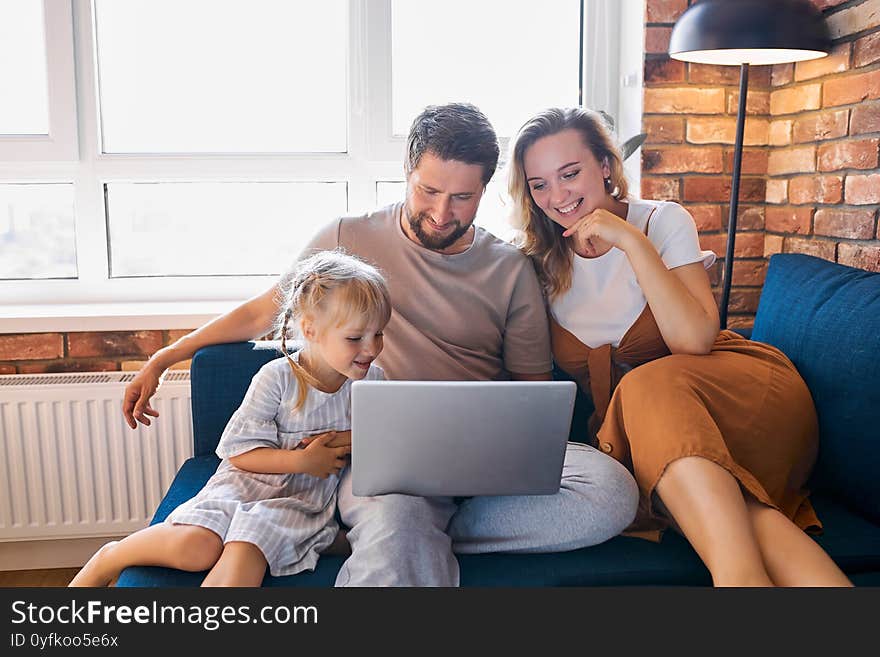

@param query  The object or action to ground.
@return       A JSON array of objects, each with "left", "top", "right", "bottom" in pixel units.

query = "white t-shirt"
[{"left": 549, "top": 198, "right": 716, "bottom": 348}]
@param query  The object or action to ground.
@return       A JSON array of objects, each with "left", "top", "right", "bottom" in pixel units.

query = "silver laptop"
[{"left": 350, "top": 380, "right": 576, "bottom": 497}]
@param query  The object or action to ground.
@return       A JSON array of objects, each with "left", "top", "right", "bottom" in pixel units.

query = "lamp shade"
[{"left": 669, "top": 0, "right": 831, "bottom": 65}]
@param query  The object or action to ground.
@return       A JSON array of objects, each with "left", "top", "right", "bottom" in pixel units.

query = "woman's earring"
[{"left": 604, "top": 176, "right": 621, "bottom": 199}]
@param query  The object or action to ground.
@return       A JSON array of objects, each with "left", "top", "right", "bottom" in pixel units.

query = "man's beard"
[{"left": 405, "top": 206, "right": 472, "bottom": 251}]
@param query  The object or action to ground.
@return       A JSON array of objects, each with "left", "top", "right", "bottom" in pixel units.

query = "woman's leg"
[
  {"left": 745, "top": 497, "right": 852, "bottom": 587},
  {"left": 69, "top": 524, "right": 224, "bottom": 587},
  {"left": 654, "top": 456, "right": 773, "bottom": 587},
  {"left": 200, "top": 541, "right": 267, "bottom": 587}
]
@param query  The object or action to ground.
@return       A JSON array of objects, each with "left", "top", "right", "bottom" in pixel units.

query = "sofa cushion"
[
  {"left": 190, "top": 341, "right": 288, "bottom": 457},
  {"left": 751, "top": 254, "right": 880, "bottom": 525},
  {"left": 117, "top": 455, "right": 880, "bottom": 587}
]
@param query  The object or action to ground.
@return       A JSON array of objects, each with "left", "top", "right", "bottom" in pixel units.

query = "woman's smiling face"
[{"left": 522, "top": 128, "right": 611, "bottom": 229}]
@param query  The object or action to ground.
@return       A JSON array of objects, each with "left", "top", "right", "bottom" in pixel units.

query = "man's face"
[{"left": 403, "top": 152, "right": 486, "bottom": 254}]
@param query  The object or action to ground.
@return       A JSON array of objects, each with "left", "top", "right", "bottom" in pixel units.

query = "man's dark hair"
[{"left": 404, "top": 103, "right": 500, "bottom": 186}]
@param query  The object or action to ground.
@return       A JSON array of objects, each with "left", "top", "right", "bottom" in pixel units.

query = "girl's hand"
[
  {"left": 299, "top": 433, "right": 350, "bottom": 479},
  {"left": 562, "top": 208, "right": 639, "bottom": 258},
  {"left": 300, "top": 430, "right": 351, "bottom": 449}
]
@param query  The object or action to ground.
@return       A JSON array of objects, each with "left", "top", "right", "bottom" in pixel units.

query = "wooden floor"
[{"left": 0, "top": 568, "right": 81, "bottom": 587}]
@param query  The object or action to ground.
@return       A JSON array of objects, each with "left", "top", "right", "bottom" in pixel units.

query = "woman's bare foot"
[{"left": 69, "top": 541, "right": 121, "bottom": 587}]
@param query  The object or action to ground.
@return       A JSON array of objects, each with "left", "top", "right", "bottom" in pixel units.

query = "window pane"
[
  {"left": 0, "top": 184, "right": 77, "bottom": 279},
  {"left": 95, "top": 0, "right": 348, "bottom": 153},
  {"left": 391, "top": 0, "right": 580, "bottom": 139},
  {"left": 376, "top": 181, "right": 515, "bottom": 243},
  {"left": 106, "top": 182, "right": 348, "bottom": 277},
  {"left": 0, "top": 0, "right": 49, "bottom": 135}
]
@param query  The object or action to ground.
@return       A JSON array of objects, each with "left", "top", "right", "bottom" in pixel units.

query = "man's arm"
[
  {"left": 510, "top": 371, "right": 552, "bottom": 381},
  {"left": 123, "top": 218, "right": 343, "bottom": 429},
  {"left": 122, "top": 286, "right": 280, "bottom": 428}
]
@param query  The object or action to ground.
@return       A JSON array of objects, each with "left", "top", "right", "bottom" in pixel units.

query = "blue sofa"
[{"left": 118, "top": 253, "right": 880, "bottom": 586}]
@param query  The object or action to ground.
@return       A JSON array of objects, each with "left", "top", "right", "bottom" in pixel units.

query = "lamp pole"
[{"left": 719, "top": 62, "right": 749, "bottom": 330}]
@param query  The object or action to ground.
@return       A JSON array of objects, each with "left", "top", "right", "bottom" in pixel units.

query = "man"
[{"left": 124, "top": 103, "right": 638, "bottom": 586}]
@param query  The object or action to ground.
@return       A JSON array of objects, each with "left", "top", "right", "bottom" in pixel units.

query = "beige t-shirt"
[{"left": 300, "top": 202, "right": 551, "bottom": 381}]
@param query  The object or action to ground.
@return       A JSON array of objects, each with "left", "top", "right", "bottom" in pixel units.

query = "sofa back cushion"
[
  {"left": 190, "top": 341, "right": 288, "bottom": 457},
  {"left": 751, "top": 254, "right": 880, "bottom": 523}
]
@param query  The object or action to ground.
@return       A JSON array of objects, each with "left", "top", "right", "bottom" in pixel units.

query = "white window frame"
[{"left": 1, "top": 0, "right": 642, "bottom": 329}]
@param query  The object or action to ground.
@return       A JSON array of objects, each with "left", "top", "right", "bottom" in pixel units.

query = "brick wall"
[
  {"left": 643, "top": 0, "right": 880, "bottom": 328},
  {"left": 3, "top": 0, "right": 879, "bottom": 372}
]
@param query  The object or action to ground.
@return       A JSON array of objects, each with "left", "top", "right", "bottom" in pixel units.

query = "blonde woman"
[{"left": 508, "top": 107, "right": 850, "bottom": 587}]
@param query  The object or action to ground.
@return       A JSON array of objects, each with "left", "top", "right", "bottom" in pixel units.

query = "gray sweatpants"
[{"left": 334, "top": 442, "right": 639, "bottom": 587}]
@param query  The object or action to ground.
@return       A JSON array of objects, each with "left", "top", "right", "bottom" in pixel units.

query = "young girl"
[{"left": 70, "top": 250, "right": 391, "bottom": 587}]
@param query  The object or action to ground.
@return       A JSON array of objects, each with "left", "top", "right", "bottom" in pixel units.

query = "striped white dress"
[{"left": 166, "top": 354, "right": 384, "bottom": 577}]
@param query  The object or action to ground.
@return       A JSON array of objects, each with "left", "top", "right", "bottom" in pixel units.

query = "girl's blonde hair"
[
  {"left": 274, "top": 250, "right": 392, "bottom": 412},
  {"left": 508, "top": 107, "right": 629, "bottom": 300}
]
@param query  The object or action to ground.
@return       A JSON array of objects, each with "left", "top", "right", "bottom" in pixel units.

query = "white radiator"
[{"left": 0, "top": 371, "right": 193, "bottom": 542}]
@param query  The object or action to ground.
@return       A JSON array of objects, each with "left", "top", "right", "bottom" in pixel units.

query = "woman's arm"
[
  {"left": 122, "top": 284, "right": 281, "bottom": 428},
  {"left": 563, "top": 209, "right": 719, "bottom": 354}
]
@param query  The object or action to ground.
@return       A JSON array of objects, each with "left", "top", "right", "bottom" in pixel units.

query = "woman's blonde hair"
[
  {"left": 508, "top": 107, "right": 629, "bottom": 300},
  {"left": 275, "top": 250, "right": 392, "bottom": 412}
]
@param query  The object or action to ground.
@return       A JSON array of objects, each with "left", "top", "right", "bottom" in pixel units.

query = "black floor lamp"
[{"left": 668, "top": 0, "right": 830, "bottom": 329}]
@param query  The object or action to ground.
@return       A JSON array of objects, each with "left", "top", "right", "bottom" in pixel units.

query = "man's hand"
[
  {"left": 122, "top": 363, "right": 164, "bottom": 429},
  {"left": 299, "top": 433, "right": 351, "bottom": 479}
]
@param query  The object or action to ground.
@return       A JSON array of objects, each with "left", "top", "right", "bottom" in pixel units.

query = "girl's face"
[
  {"left": 303, "top": 312, "right": 386, "bottom": 386},
  {"left": 522, "top": 129, "right": 611, "bottom": 230}
]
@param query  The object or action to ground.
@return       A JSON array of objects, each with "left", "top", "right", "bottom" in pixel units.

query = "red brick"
[
  {"left": 850, "top": 101, "right": 880, "bottom": 135},
  {"left": 733, "top": 206, "right": 766, "bottom": 231},
  {"left": 766, "top": 179, "right": 788, "bottom": 204},
  {"left": 814, "top": 208, "right": 876, "bottom": 239},
  {"left": 644, "top": 58, "right": 687, "bottom": 84},
  {"left": 846, "top": 174, "right": 880, "bottom": 204},
  {"left": 68, "top": 331, "right": 163, "bottom": 358},
  {"left": 723, "top": 148, "right": 768, "bottom": 175},
  {"left": 769, "top": 120, "right": 793, "bottom": 146},
  {"left": 166, "top": 329, "right": 197, "bottom": 344},
  {"left": 705, "top": 233, "right": 764, "bottom": 258},
  {"left": 732, "top": 260, "right": 768, "bottom": 286},
  {"left": 0, "top": 364, "right": 17, "bottom": 374},
  {"left": 770, "top": 84, "right": 822, "bottom": 115},
  {"left": 827, "top": 0, "right": 880, "bottom": 40},
  {"left": 728, "top": 89, "right": 770, "bottom": 115},
  {"left": 818, "top": 139, "right": 880, "bottom": 171},
  {"left": 687, "top": 117, "right": 768, "bottom": 145},
  {"left": 766, "top": 206, "right": 813, "bottom": 234},
  {"left": 644, "top": 88, "right": 726, "bottom": 114},
  {"left": 18, "top": 360, "right": 119, "bottom": 374},
  {"left": 767, "top": 146, "right": 817, "bottom": 175},
  {"left": 0, "top": 334, "right": 63, "bottom": 361},
  {"left": 794, "top": 43, "right": 851, "bottom": 81},
  {"left": 838, "top": 243, "right": 880, "bottom": 272},
  {"left": 728, "top": 289, "right": 762, "bottom": 314},
  {"left": 687, "top": 64, "right": 742, "bottom": 86},
  {"left": 764, "top": 234, "right": 785, "bottom": 257},
  {"left": 771, "top": 63, "right": 794, "bottom": 87},
  {"left": 645, "top": 27, "right": 673, "bottom": 54},
  {"left": 854, "top": 32, "right": 880, "bottom": 68},
  {"left": 734, "top": 233, "right": 766, "bottom": 258},
  {"left": 644, "top": 117, "right": 685, "bottom": 144},
  {"left": 823, "top": 69, "right": 880, "bottom": 107},
  {"left": 641, "top": 177, "right": 681, "bottom": 200},
  {"left": 788, "top": 175, "right": 843, "bottom": 204},
  {"left": 792, "top": 110, "right": 849, "bottom": 143},
  {"left": 683, "top": 177, "right": 765, "bottom": 203},
  {"left": 686, "top": 204, "right": 723, "bottom": 231},
  {"left": 646, "top": 0, "right": 689, "bottom": 23},
  {"left": 783, "top": 237, "right": 837, "bottom": 261},
  {"left": 642, "top": 147, "right": 724, "bottom": 174}
]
